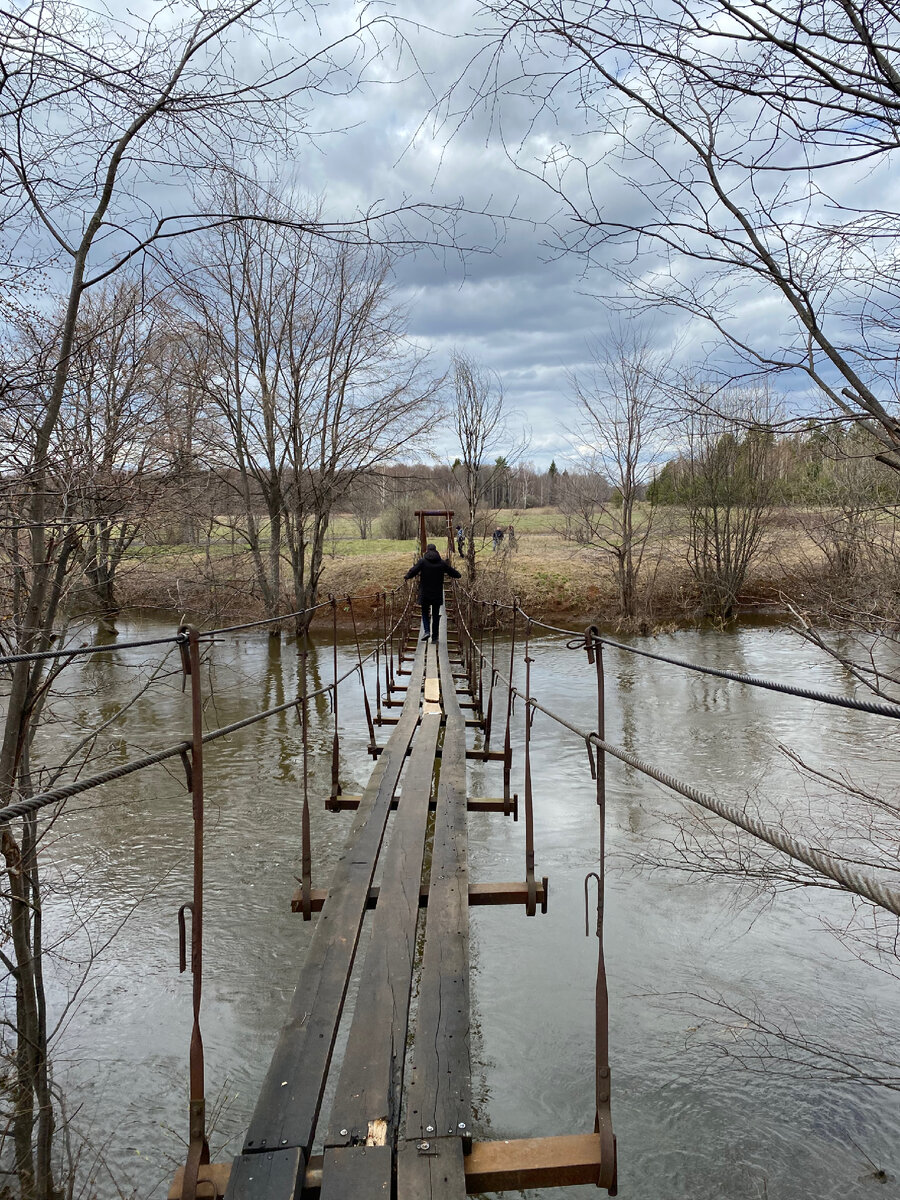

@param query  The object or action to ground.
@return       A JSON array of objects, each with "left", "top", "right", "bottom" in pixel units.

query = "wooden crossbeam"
[
  {"left": 170, "top": 1135, "right": 605, "bottom": 1200},
  {"left": 370, "top": 745, "right": 504, "bottom": 761},
  {"left": 323, "top": 795, "right": 510, "bottom": 814},
  {"left": 376, "top": 715, "right": 482, "bottom": 727},
  {"left": 290, "top": 880, "right": 548, "bottom": 913}
]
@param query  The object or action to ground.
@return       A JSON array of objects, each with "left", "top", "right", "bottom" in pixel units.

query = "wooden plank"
[
  {"left": 463, "top": 1133, "right": 605, "bottom": 1192},
  {"left": 424, "top": 678, "right": 441, "bottom": 703},
  {"left": 325, "top": 711, "right": 442, "bottom": 1149},
  {"left": 222, "top": 1148, "right": 303, "bottom": 1200},
  {"left": 319, "top": 1145, "right": 391, "bottom": 1200},
  {"left": 229, "top": 648, "right": 429, "bottom": 1194},
  {"left": 405, "top": 635, "right": 471, "bottom": 1145},
  {"left": 398, "top": 1137, "right": 466, "bottom": 1200}
]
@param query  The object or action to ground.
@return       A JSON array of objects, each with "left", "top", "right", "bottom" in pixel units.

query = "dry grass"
[{"left": 113, "top": 506, "right": 822, "bottom": 630}]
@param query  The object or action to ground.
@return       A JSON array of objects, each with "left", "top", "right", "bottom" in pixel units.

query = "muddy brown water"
[{"left": 22, "top": 615, "right": 900, "bottom": 1198}]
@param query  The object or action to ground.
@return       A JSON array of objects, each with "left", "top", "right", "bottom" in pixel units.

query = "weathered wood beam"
[
  {"left": 322, "top": 795, "right": 506, "bottom": 815},
  {"left": 290, "top": 880, "right": 548, "bottom": 914},
  {"left": 170, "top": 1135, "right": 605, "bottom": 1200}
]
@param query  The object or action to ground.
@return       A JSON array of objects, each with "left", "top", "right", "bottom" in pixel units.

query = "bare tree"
[
  {"left": 183, "top": 193, "right": 439, "bottom": 633},
  {"left": 279, "top": 240, "right": 440, "bottom": 632},
  {"left": 450, "top": 353, "right": 522, "bottom": 580},
  {"left": 0, "top": 3, "right": 404, "bottom": 1192},
  {"left": 475, "top": 0, "right": 900, "bottom": 469},
  {"left": 181, "top": 207, "right": 306, "bottom": 626},
  {"left": 564, "top": 329, "right": 672, "bottom": 619},
  {"left": 679, "top": 388, "right": 779, "bottom": 621},
  {"left": 780, "top": 429, "right": 900, "bottom": 646},
  {"left": 56, "top": 280, "right": 174, "bottom": 613}
]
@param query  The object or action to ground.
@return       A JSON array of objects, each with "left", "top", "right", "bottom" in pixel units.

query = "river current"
[{"left": 25, "top": 616, "right": 900, "bottom": 1198}]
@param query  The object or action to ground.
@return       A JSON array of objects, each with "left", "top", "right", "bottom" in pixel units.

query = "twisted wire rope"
[
  {"left": 457, "top": 591, "right": 900, "bottom": 721},
  {"left": 0, "top": 584, "right": 408, "bottom": 667},
  {"left": 0, "top": 586, "right": 414, "bottom": 824},
  {"left": 453, "top": 600, "right": 900, "bottom": 918}
]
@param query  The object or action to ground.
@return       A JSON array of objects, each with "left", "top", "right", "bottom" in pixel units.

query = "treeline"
[
  {"left": 648, "top": 427, "right": 900, "bottom": 506},
  {"left": 1, "top": 211, "right": 445, "bottom": 633}
]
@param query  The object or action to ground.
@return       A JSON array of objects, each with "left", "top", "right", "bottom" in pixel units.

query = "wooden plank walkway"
[{"left": 171, "top": 613, "right": 608, "bottom": 1200}]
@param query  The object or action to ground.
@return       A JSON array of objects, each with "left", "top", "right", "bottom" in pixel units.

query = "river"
[{"left": 26, "top": 615, "right": 900, "bottom": 1199}]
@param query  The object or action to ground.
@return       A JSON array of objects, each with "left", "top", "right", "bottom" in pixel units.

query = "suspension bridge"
[{"left": 2, "top": 518, "right": 899, "bottom": 1200}]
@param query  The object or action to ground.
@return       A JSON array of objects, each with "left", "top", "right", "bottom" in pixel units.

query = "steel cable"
[
  {"left": 0, "top": 583, "right": 409, "bottom": 668},
  {"left": 453, "top": 603, "right": 900, "bottom": 918},
  {"left": 0, "top": 587, "right": 414, "bottom": 824},
  {"left": 198, "top": 602, "right": 333, "bottom": 637},
  {"left": 0, "top": 635, "right": 188, "bottom": 666},
  {"left": 456, "top": 589, "right": 900, "bottom": 721}
]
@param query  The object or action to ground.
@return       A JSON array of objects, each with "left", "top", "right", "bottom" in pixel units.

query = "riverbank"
[{"left": 108, "top": 507, "right": 823, "bottom": 632}]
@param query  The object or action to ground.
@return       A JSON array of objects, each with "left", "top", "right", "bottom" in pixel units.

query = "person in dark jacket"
[{"left": 405, "top": 543, "right": 461, "bottom": 643}]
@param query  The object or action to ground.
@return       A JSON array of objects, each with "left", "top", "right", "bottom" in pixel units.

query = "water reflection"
[{"left": 25, "top": 614, "right": 900, "bottom": 1199}]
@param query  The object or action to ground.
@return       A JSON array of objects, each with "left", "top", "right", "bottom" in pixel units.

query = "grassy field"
[{"left": 113, "top": 505, "right": 823, "bottom": 630}]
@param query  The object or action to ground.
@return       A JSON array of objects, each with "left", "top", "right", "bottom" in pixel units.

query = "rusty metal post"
[
  {"left": 465, "top": 593, "right": 478, "bottom": 700},
  {"left": 328, "top": 597, "right": 342, "bottom": 808},
  {"left": 585, "top": 872, "right": 617, "bottom": 1193},
  {"left": 502, "top": 602, "right": 518, "bottom": 810},
  {"left": 474, "top": 598, "right": 485, "bottom": 719},
  {"left": 388, "top": 589, "right": 397, "bottom": 693},
  {"left": 299, "top": 648, "right": 312, "bottom": 921},
  {"left": 483, "top": 602, "right": 498, "bottom": 749},
  {"left": 523, "top": 622, "right": 537, "bottom": 917},
  {"left": 585, "top": 626, "right": 606, "bottom": 809},
  {"left": 373, "top": 593, "right": 382, "bottom": 726},
  {"left": 348, "top": 596, "right": 376, "bottom": 755},
  {"left": 177, "top": 625, "right": 210, "bottom": 1200}
]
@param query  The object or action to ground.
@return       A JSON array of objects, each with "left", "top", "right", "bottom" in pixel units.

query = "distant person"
[
  {"left": 456, "top": 524, "right": 465, "bottom": 556},
  {"left": 404, "top": 543, "right": 461, "bottom": 643},
  {"left": 507, "top": 524, "right": 517, "bottom": 550},
  {"left": 492, "top": 527, "right": 504, "bottom": 551}
]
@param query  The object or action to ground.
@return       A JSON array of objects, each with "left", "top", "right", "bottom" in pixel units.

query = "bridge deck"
[{"left": 170, "top": 616, "right": 607, "bottom": 1200}]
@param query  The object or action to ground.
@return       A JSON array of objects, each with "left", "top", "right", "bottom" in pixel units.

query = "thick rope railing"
[
  {"left": 452, "top": 599, "right": 900, "bottom": 919},
  {"left": 0, "top": 586, "right": 414, "bottom": 826},
  {"left": 458, "top": 591, "right": 900, "bottom": 721}
]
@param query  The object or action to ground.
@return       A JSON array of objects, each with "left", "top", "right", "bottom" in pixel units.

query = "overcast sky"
[
  {"left": 11, "top": 0, "right": 855, "bottom": 474},
  {"left": 274, "top": 1, "right": 703, "bottom": 471}
]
